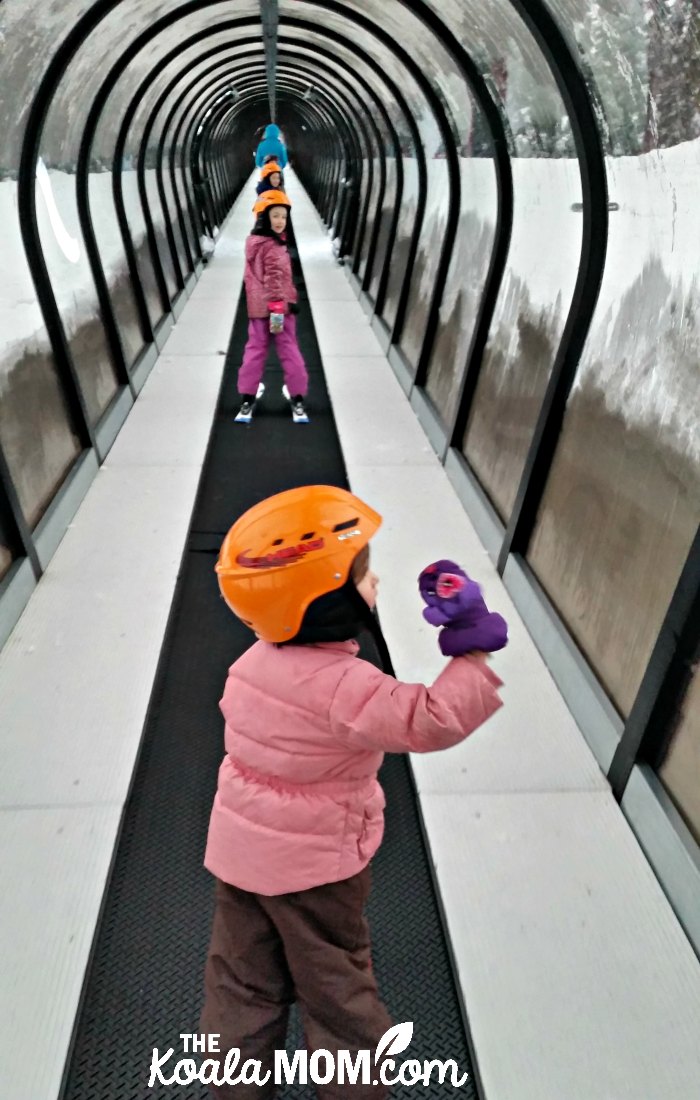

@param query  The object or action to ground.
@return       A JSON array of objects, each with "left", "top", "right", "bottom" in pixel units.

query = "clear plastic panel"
[
  {"left": 88, "top": 172, "right": 144, "bottom": 364},
  {"left": 33, "top": 161, "right": 120, "bottom": 425},
  {"left": 280, "top": 31, "right": 420, "bottom": 314},
  {"left": 0, "top": 0, "right": 84, "bottom": 527},
  {"left": 175, "top": 82, "right": 248, "bottom": 244},
  {"left": 40, "top": 1, "right": 260, "bottom": 167},
  {"left": 170, "top": 97, "right": 217, "bottom": 249},
  {"left": 331, "top": 3, "right": 477, "bottom": 373},
  {"left": 548, "top": 0, "right": 700, "bottom": 155},
  {"left": 95, "top": 36, "right": 262, "bottom": 162},
  {"left": 120, "top": 164, "right": 163, "bottom": 326},
  {"left": 353, "top": 152, "right": 372, "bottom": 263},
  {"left": 0, "top": 319, "right": 81, "bottom": 528},
  {"left": 285, "top": 0, "right": 581, "bottom": 478},
  {"left": 161, "top": 168, "right": 190, "bottom": 276},
  {"left": 144, "top": 165, "right": 178, "bottom": 299},
  {"left": 281, "top": 44, "right": 388, "bottom": 284},
  {"left": 38, "top": 5, "right": 260, "bottom": 332},
  {"left": 328, "top": 0, "right": 477, "bottom": 148},
  {"left": 119, "top": 39, "right": 265, "bottom": 293},
  {"left": 399, "top": 158, "right": 449, "bottom": 369},
  {"left": 279, "top": 3, "right": 445, "bottom": 364},
  {"left": 137, "top": 69, "right": 248, "bottom": 297},
  {"left": 369, "top": 157, "right": 397, "bottom": 303},
  {"left": 463, "top": 157, "right": 582, "bottom": 515},
  {"left": 118, "top": 76, "right": 246, "bottom": 306},
  {"left": 358, "top": 154, "right": 381, "bottom": 279},
  {"left": 425, "top": 0, "right": 577, "bottom": 157},
  {"left": 0, "top": 0, "right": 94, "bottom": 172},
  {"left": 527, "top": 3, "right": 700, "bottom": 715},
  {"left": 281, "top": 35, "right": 416, "bottom": 309},
  {"left": 167, "top": 138, "right": 197, "bottom": 259},
  {"left": 144, "top": 41, "right": 263, "bottom": 262},
  {"left": 418, "top": 0, "right": 584, "bottom": 478},
  {"left": 424, "top": 151, "right": 498, "bottom": 424},
  {"left": 159, "top": 69, "right": 237, "bottom": 251},
  {"left": 382, "top": 156, "right": 418, "bottom": 330},
  {"left": 358, "top": 100, "right": 390, "bottom": 283}
]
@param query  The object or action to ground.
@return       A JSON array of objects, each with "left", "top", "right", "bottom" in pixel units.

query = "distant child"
[
  {"left": 255, "top": 123, "right": 288, "bottom": 169},
  {"left": 235, "top": 190, "right": 308, "bottom": 424},
  {"left": 256, "top": 160, "right": 284, "bottom": 195},
  {"left": 200, "top": 484, "right": 507, "bottom": 1098}
]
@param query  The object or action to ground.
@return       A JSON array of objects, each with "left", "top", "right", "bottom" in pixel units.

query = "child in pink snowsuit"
[
  {"left": 199, "top": 486, "right": 507, "bottom": 1099},
  {"left": 236, "top": 190, "right": 308, "bottom": 420}
]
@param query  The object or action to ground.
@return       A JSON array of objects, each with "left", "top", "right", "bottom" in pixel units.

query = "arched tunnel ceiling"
[
  {"left": 2, "top": 0, "right": 698, "bottom": 182},
  {"left": 3, "top": 0, "right": 608, "bottom": 529},
  {"left": 2, "top": 0, "right": 601, "bottom": 176}
]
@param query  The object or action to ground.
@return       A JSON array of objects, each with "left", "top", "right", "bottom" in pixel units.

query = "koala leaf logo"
[{"left": 374, "top": 1022, "right": 413, "bottom": 1064}]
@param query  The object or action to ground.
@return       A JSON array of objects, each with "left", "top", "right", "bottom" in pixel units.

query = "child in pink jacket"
[
  {"left": 200, "top": 485, "right": 507, "bottom": 1098},
  {"left": 236, "top": 190, "right": 309, "bottom": 424}
]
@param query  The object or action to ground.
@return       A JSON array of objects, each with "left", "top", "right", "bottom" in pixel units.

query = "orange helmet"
[
  {"left": 260, "top": 161, "right": 282, "bottom": 179},
  {"left": 253, "top": 189, "right": 291, "bottom": 215},
  {"left": 216, "top": 486, "right": 382, "bottom": 642}
]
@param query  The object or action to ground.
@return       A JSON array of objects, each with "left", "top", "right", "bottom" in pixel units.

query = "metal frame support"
[
  {"left": 0, "top": 450, "right": 42, "bottom": 577},
  {"left": 150, "top": 46, "right": 263, "bottom": 267},
  {"left": 278, "top": 38, "right": 413, "bottom": 309},
  {"left": 609, "top": 527, "right": 700, "bottom": 797},
  {"left": 281, "top": 13, "right": 436, "bottom": 354},
  {"left": 260, "top": 0, "right": 279, "bottom": 122},
  {"left": 276, "top": 54, "right": 391, "bottom": 291},
  {"left": 496, "top": 0, "right": 609, "bottom": 572}
]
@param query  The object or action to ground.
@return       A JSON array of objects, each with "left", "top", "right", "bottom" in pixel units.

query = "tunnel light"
[{"left": 36, "top": 157, "right": 80, "bottom": 263}]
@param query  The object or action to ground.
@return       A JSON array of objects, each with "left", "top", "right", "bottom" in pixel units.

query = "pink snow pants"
[{"left": 237, "top": 316, "right": 308, "bottom": 397}]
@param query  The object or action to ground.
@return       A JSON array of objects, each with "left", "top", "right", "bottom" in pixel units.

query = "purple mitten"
[{"left": 418, "top": 560, "right": 508, "bottom": 656}]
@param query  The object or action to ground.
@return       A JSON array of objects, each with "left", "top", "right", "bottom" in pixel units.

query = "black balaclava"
[{"left": 281, "top": 577, "right": 394, "bottom": 675}]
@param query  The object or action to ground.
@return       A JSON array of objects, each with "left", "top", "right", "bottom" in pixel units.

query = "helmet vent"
[
  {"left": 333, "top": 518, "right": 359, "bottom": 532},
  {"left": 272, "top": 539, "right": 284, "bottom": 545},
  {"left": 301, "top": 531, "right": 315, "bottom": 540}
]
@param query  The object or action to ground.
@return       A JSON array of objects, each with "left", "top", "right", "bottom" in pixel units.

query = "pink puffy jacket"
[
  {"left": 204, "top": 640, "right": 503, "bottom": 895},
  {"left": 244, "top": 234, "right": 298, "bottom": 318}
]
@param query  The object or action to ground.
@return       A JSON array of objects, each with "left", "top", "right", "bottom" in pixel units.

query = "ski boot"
[
  {"left": 235, "top": 382, "right": 265, "bottom": 423},
  {"left": 282, "top": 384, "right": 309, "bottom": 424}
]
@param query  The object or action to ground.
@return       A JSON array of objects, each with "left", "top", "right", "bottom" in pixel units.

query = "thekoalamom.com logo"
[{"left": 148, "top": 1022, "right": 469, "bottom": 1089}]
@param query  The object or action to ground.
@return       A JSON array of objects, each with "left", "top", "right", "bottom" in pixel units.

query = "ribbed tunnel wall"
[{"left": 0, "top": 1, "right": 699, "bottom": 935}]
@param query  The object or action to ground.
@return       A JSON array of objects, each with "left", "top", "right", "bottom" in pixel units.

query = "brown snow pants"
[{"left": 199, "top": 864, "right": 392, "bottom": 1098}]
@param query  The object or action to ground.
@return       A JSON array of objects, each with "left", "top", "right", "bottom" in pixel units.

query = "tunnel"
[{"left": 0, "top": 1, "right": 699, "bottom": 1097}]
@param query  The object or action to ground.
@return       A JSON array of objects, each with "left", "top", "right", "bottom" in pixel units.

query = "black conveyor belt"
[{"left": 58, "top": 233, "right": 478, "bottom": 1099}]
